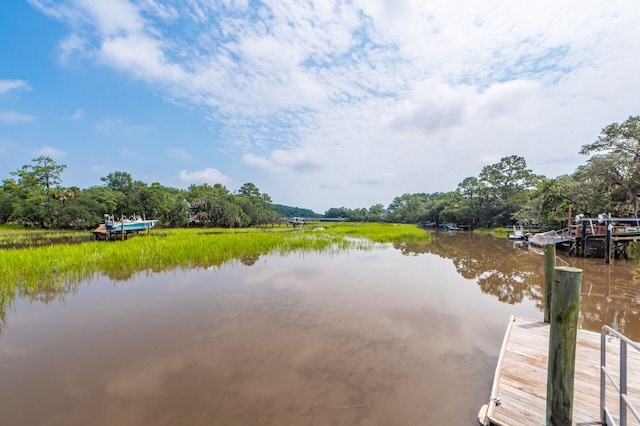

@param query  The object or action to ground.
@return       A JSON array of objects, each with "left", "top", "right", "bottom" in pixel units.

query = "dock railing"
[{"left": 601, "top": 325, "right": 640, "bottom": 425}]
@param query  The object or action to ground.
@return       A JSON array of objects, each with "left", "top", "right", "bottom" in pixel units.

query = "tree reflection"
[
  {"left": 240, "top": 254, "right": 260, "bottom": 266},
  {"left": 395, "top": 233, "right": 544, "bottom": 305},
  {"left": 395, "top": 231, "right": 640, "bottom": 339}
]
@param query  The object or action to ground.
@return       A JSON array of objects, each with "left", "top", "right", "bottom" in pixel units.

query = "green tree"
[
  {"left": 238, "top": 182, "right": 261, "bottom": 198},
  {"left": 387, "top": 193, "right": 431, "bottom": 223},
  {"left": 235, "top": 183, "right": 276, "bottom": 226},
  {"left": 478, "top": 155, "right": 536, "bottom": 200},
  {"left": 9, "top": 156, "right": 66, "bottom": 227},
  {"left": 325, "top": 207, "right": 353, "bottom": 219},
  {"left": 101, "top": 171, "right": 134, "bottom": 193},
  {"left": 366, "top": 204, "right": 386, "bottom": 222},
  {"left": 476, "top": 155, "right": 541, "bottom": 226},
  {"left": 579, "top": 116, "right": 640, "bottom": 215},
  {"left": 273, "top": 204, "right": 321, "bottom": 218},
  {"left": 56, "top": 190, "right": 105, "bottom": 228},
  {"left": 0, "top": 180, "right": 19, "bottom": 223}
]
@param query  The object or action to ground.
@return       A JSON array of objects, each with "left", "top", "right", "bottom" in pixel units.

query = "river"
[{"left": 0, "top": 231, "right": 638, "bottom": 425}]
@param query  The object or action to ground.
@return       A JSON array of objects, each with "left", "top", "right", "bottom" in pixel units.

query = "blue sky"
[{"left": 1, "top": 0, "right": 639, "bottom": 213}]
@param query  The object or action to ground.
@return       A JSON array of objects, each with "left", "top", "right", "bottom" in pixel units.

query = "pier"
[{"left": 479, "top": 316, "right": 640, "bottom": 425}]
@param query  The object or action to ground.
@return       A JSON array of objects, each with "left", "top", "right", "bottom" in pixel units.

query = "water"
[{"left": 0, "top": 232, "right": 638, "bottom": 425}]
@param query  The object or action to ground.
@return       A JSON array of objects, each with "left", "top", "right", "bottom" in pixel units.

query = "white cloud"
[
  {"left": 243, "top": 149, "right": 321, "bottom": 173},
  {"left": 99, "top": 34, "right": 187, "bottom": 83},
  {"left": 0, "top": 81, "right": 33, "bottom": 124},
  {"left": 167, "top": 147, "right": 190, "bottom": 159},
  {"left": 58, "top": 33, "right": 89, "bottom": 63},
  {"left": 120, "top": 148, "right": 140, "bottom": 158},
  {"left": 95, "top": 117, "right": 146, "bottom": 135},
  {"left": 95, "top": 117, "right": 123, "bottom": 132},
  {"left": 25, "top": 0, "right": 640, "bottom": 211},
  {"left": 73, "top": 0, "right": 144, "bottom": 36},
  {"left": 0, "top": 110, "right": 35, "bottom": 124},
  {"left": 0, "top": 80, "right": 30, "bottom": 95},
  {"left": 179, "top": 168, "right": 231, "bottom": 185},
  {"left": 69, "top": 108, "right": 84, "bottom": 120},
  {"left": 35, "top": 145, "right": 68, "bottom": 159}
]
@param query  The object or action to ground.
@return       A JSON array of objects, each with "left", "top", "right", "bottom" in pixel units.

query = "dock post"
[
  {"left": 546, "top": 266, "right": 582, "bottom": 426},
  {"left": 544, "top": 244, "right": 556, "bottom": 324},
  {"left": 581, "top": 221, "right": 587, "bottom": 257},
  {"left": 605, "top": 224, "right": 611, "bottom": 264}
]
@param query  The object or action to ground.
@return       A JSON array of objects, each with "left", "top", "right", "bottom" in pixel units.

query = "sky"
[{"left": 1, "top": 1, "right": 639, "bottom": 214}]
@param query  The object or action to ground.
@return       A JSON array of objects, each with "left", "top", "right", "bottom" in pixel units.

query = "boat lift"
[{"left": 573, "top": 213, "right": 640, "bottom": 263}]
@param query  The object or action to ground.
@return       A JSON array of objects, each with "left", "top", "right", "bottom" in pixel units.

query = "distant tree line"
[
  {"left": 326, "top": 116, "right": 640, "bottom": 229},
  {"left": 272, "top": 204, "right": 323, "bottom": 218},
  {"left": 0, "top": 162, "right": 279, "bottom": 229},
  {"left": 1, "top": 116, "right": 639, "bottom": 230}
]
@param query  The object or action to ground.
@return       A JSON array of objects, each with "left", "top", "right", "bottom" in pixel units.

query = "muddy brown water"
[{"left": 0, "top": 232, "right": 639, "bottom": 425}]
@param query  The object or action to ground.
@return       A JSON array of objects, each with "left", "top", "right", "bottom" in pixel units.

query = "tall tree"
[
  {"left": 579, "top": 116, "right": 640, "bottom": 215},
  {"left": 477, "top": 155, "right": 541, "bottom": 226},
  {"left": 101, "top": 171, "right": 134, "bottom": 193},
  {"left": 10, "top": 156, "right": 66, "bottom": 227}
]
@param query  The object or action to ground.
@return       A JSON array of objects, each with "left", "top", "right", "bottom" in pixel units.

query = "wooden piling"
[
  {"left": 605, "top": 225, "right": 611, "bottom": 264},
  {"left": 543, "top": 244, "right": 555, "bottom": 324},
  {"left": 546, "top": 266, "right": 582, "bottom": 426}
]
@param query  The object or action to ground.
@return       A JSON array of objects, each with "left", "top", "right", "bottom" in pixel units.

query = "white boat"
[
  {"left": 507, "top": 225, "right": 526, "bottom": 240},
  {"left": 93, "top": 214, "right": 158, "bottom": 239},
  {"left": 106, "top": 215, "right": 158, "bottom": 232},
  {"left": 527, "top": 229, "right": 575, "bottom": 248}
]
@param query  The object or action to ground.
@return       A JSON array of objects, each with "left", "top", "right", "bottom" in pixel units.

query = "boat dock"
[{"left": 479, "top": 315, "right": 640, "bottom": 426}]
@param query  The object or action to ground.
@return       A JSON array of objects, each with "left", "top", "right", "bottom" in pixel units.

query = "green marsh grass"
[
  {"left": 0, "top": 225, "right": 91, "bottom": 249},
  {"left": 473, "top": 227, "right": 508, "bottom": 238},
  {"left": 0, "top": 223, "right": 431, "bottom": 311}
]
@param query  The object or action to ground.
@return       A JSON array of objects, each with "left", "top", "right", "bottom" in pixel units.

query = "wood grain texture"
[{"left": 484, "top": 316, "right": 640, "bottom": 426}]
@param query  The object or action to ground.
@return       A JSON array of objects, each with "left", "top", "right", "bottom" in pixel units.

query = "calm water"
[{"left": 0, "top": 232, "right": 639, "bottom": 425}]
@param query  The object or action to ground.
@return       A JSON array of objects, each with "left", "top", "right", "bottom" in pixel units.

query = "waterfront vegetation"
[
  {"left": 471, "top": 227, "right": 509, "bottom": 238},
  {"left": 0, "top": 222, "right": 431, "bottom": 310},
  {"left": 2, "top": 116, "right": 640, "bottom": 234},
  {"left": 0, "top": 224, "right": 91, "bottom": 249}
]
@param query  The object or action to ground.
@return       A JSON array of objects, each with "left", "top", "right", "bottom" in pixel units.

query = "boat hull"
[
  {"left": 109, "top": 220, "right": 158, "bottom": 232},
  {"left": 93, "top": 217, "right": 158, "bottom": 240}
]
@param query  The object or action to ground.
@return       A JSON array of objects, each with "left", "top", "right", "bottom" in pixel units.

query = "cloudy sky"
[{"left": 1, "top": 1, "right": 639, "bottom": 213}]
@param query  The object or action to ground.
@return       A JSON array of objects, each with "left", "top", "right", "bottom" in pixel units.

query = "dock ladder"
[{"left": 601, "top": 325, "right": 640, "bottom": 425}]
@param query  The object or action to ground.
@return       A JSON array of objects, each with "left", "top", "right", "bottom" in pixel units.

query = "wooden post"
[
  {"left": 581, "top": 221, "right": 587, "bottom": 257},
  {"left": 605, "top": 224, "right": 611, "bottom": 264},
  {"left": 546, "top": 266, "right": 582, "bottom": 426},
  {"left": 543, "top": 244, "right": 556, "bottom": 324}
]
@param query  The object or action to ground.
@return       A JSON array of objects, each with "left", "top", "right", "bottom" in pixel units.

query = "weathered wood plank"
[{"left": 482, "top": 316, "right": 640, "bottom": 426}]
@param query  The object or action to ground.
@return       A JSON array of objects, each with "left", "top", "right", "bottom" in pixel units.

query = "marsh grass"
[
  {"left": 0, "top": 225, "right": 92, "bottom": 249},
  {"left": 0, "top": 223, "right": 430, "bottom": 310},
  {"left": 473, "top": 227, "right": 508, "bottom": 238}
]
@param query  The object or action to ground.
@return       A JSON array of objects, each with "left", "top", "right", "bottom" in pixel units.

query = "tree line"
[
  {"left": 325, "top": 116, "right": 640, "bottom": 229},
  {"left": 0, "top": 164, "right": 279, "bottom": 229},
  {"left": 1, "top": 116, "right": 639, "bottom": 230}
]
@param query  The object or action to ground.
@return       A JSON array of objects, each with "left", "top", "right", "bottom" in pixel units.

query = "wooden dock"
[{"left": 479, "top": 316, "right": 640, "bottom": 426}]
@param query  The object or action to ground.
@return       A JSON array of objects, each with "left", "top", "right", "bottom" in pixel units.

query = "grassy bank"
[
  {"left": 0, "top": 223, "right": 431, "bottom": 310},
  {"left": 0, "top": 225, "right": 91, "bottom": 249},
  {"left": 472, "top": 227, "right": 508, "bottom": 238}
]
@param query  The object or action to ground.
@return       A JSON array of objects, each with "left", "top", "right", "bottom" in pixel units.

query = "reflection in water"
[
  {"left": 396, "top": 233, "right": 543, "bottom": 306},
  {"left": 0, "top": 232, "right": 639, "bottom": 425},
  {"left": 397, "top": 232, "right": 640, "bottom": 339}
]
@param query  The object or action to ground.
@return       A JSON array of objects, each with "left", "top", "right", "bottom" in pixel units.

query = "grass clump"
[{"left": 473, "top": 227, "right": 508, "bottom": 238}]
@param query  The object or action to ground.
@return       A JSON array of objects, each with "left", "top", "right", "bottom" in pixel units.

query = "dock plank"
[{"left": 482, "top": 316, "right": 640, "bottom": 426}]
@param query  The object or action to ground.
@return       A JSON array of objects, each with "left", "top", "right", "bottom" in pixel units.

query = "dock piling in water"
[
  {"left": 546, "top": 266, "right": 582, "bottom": 426},
  {"left": 543, "top": 244, "right": 556, "bottom": 324}
]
